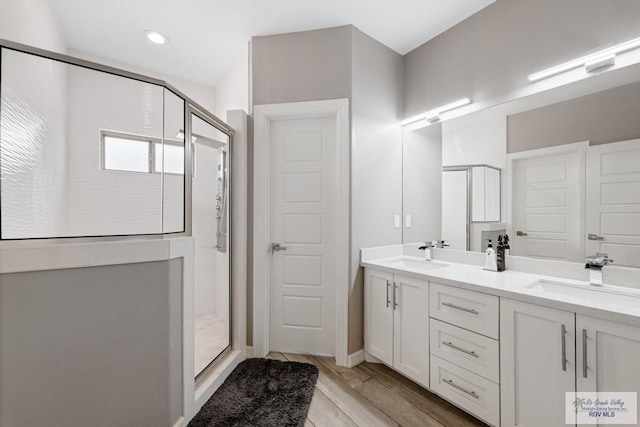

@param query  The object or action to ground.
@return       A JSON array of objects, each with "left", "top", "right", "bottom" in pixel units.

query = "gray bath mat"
[{"left": 188, "top": 358, "right": 319, "bottom": 427}]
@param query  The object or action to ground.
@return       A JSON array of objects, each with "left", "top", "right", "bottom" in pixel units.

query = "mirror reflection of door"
[
  {"left": 586, "top": 138, "right": 640, "bottom": 267},
  {"left": 512, "top": 147, "right": 583, "bottom": 262}
]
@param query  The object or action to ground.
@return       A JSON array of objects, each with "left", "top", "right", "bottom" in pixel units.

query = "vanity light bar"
[
  {"left": 528, "top": 36, "right": 640, "bottom": 82},
  {"left": 426, "top": 113, "right": 441, "bottom": 123},
  {"left": 585, "top": 54, "right": 616, "bottom": 73},
  {"left": 400, "top": 98, "right": 471, "bottom": 127}
]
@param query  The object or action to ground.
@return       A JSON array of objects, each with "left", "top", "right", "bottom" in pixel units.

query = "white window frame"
[{"left": 100, "top": 130, "right": 184, "bottom": 175}]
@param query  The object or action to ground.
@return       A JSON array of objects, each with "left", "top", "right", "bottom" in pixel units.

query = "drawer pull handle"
[
  {"left": 561, "top": 324, "right": 567, "bottom": 371},
  {"left": 582, "top": 328, "right": 588, "bottom": 379},
  {"left": 386, "top": 280, "right": 391, "bottom": 308},
  {"left": 442, "top": 301, "right": 479, "bottom": 315},
  {"left": 443, "top": 378, "right": 479, "bottom": 399},
  {"left": 442, "top": 341, "right": 479, "bottom": 358},
  {"left": 393, "top": 282, "right": 398, "bottom": 310}
]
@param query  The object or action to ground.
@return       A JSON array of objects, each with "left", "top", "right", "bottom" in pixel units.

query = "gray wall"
[
  {"left": 0, "top": 260, "right": 183, "bottom": 427},
  {"left": 508, "top": 80, "right": 640, "bottom": 153},
  {"left": 251, "top": 26, "right": 352, "bottom": 105},
  {"left": 350, "top": 28, "right": 404, "bottom": 353},
  {"left": 404, "top": 0, "right": 640, "bottom": 119},
  {"left": 251, "top": 25, "right": 403, "bottom": 353},
  {"left": 250, "top": 25, "right": 353, "bottom": 346}
]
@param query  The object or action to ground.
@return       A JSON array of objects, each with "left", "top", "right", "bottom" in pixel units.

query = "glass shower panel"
[
  {"left": 162, "top": 89, "right": 185, "bottom": 233},
  {"left": 0, "top": 49, "right": 70, "bottom": 239},
  {"left": 0, "top": 48, "right": 176, "bottom": 239},
  {"left": 191, "top": 112, "right": 231, "bottom": 377}
]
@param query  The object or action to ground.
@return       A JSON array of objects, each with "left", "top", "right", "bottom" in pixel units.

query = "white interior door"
[
  {"left": 513, "top": 149, "right": 583, "bottom": 261},
  {"left": 586, "top": 139, "right": 640, "bottom": 267},
  {"left": 268, "top": 116, "right": 337, "bottom": 355}
]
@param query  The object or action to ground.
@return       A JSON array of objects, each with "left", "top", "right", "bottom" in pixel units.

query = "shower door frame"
[{"left": 186, "top": 104, "right": 234, "bottom": 381}]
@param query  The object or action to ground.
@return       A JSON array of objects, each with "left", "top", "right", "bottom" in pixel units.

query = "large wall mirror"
[{"left": 402, "top": 62, "right": 640, "bottom": 268}]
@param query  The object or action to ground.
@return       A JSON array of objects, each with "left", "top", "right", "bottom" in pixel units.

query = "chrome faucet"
[
  {"left": 585, "top": 252, "right": 613, "bottom": 286},
  {"left": 418, "top": 240, "right": 448, "bottom": 261}
]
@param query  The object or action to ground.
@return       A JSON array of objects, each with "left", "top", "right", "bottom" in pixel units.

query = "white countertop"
[{"left": 361, "top": 254, "right": 640, "bottom": 327}]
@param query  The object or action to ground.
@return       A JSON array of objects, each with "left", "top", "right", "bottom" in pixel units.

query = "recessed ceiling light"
[{"left": 144, "top": 30, "right": 168, "bottom": 45}]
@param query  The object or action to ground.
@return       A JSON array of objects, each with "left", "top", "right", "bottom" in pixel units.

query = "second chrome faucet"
[{"left": 419, "top": 240, "right": 448, "bottom": 261}]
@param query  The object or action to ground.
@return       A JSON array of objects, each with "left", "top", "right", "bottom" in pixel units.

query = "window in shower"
[
  {"left": 101, "top": 132, "right": 185, "bottom": 175},
  {"left": 102, "top": 134, "right": 153, "bottom": 173},
  {"left": 191, "top": 111, "right": 231, "bottom": 377}
]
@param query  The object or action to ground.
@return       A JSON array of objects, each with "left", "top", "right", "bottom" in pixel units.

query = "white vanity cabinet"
[
  {"left": 364, "top": 268, "right": 429, "bottom": 386},
  {"left": 501, "top": 300, "right": 640, "bottom": 427},
  {"left": 363, "top": 257, "right": 640, "bottom": 427},
  {"left": 429, "top": 283, "right": 500, "bottom": 426},
  {"left": 577, "top": 314, "right": 640, "bottom": 424},
  {"left": 500, "top": 298, "right": 576, "bottom": 427}
]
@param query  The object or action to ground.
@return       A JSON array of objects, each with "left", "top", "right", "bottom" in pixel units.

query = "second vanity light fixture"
[
  {"left": 528, "top": 36, "right": 640, "bottom": 82},
  {"left": 401, "top": 97, "right": 471, "bottom": 129}
]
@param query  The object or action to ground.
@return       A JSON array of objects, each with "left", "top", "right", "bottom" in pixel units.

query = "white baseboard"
[
  {"left": 346, "top": 349, "right": 365, "bottom": 368},
  {"left": 364, "top": 351, "right": 383, "bottom": 364},
  {"left": 246, "top": 345, "right": 254, "bottom": 358},
  {"left": 173, "top": 416, "right": 186, "bottom": 427}
]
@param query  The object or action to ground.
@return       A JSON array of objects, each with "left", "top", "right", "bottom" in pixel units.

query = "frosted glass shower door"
[{"left": 190, "top": 112, "right": 231, "bottom": 377}]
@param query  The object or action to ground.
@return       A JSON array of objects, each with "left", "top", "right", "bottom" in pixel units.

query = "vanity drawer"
[
  {"left": 430, "top": 319, "right": 499, "bottom": 383},
  {"left": 430, "top": 355, "right": 500, "bottom": 427},
  {"left": 429, "top": 283, "right": 499, "bottom": 339}
]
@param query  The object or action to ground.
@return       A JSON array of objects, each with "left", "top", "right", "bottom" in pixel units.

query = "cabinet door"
[
  {"left": 577, "top": 314, "right": 640, "bottom": 426},
  {"left": 501, "top": 299, "right": 576, "bottom": 427},
  {"left": 364, "top": 268, "right": 394, "bottom": 365},
  {"left": 392, "top": 275, "right": 429, "bottom": 386}
]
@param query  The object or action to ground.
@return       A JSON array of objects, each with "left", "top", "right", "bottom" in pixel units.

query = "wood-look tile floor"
[{"left": 266, "top": 352, "right": 488, "bottom": 427}]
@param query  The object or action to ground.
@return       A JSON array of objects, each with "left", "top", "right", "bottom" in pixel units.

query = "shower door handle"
[{"left": 271, "top": 243, "right": 287, "bottom": 254}]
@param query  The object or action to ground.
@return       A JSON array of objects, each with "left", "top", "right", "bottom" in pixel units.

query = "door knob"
[
  {"left": 587, "top": 233, "right": 605, "bottom": 241},
  {"left": 271, "top": 243, "right": 287, "bottom": 254},
  {"left": 516, "top": 230, "right": 528, "bottom": 236}
]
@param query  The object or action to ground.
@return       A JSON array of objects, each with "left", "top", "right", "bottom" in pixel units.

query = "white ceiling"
[{"left": 49, "top": 0, "right": 494, "bottom": 87}]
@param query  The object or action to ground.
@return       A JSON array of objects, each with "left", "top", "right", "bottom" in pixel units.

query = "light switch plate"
[
  {"left": 405, "top": 214, "right": 412, "bottom": 227},
  {"left": 394, "top": 215, "right": 400, "bottom": 228}
]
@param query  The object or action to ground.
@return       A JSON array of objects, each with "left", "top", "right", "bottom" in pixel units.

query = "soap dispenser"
[
  {"left": 503, "top": 234, "right": 510, "bottom": 256},
  {"left": 484, "top": 239, "right": 498, "bottom": 271},
  {"left": 496, "top": 235, "right": 506, "bottom": 272}
]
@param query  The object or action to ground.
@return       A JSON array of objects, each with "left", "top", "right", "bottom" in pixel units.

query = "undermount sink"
[
  {"left": 380, "top": 257, "right": 450, "bottom": 271},
  {"left": 525, "top": 279, "right": 640, "bottom": 308}
]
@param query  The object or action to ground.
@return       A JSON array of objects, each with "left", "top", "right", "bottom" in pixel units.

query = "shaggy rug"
[{"left": 188, "top": 358, "right": 319, "bottom": 427}]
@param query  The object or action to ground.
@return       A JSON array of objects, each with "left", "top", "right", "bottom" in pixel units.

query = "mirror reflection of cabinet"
[
  {"left": 472, "top": 166, "right": 500, "bottom": 222},
  {"left": 442, "top": 165, "right": 501, "bottom": 250}
]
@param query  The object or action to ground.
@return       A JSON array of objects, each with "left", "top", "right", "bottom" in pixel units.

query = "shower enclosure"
[
  {"left": 190, "top": 112, "right": 231, "bottom": 377},
  {"left": 0, "top": 38, "right": 233, "bottom": 410}
]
